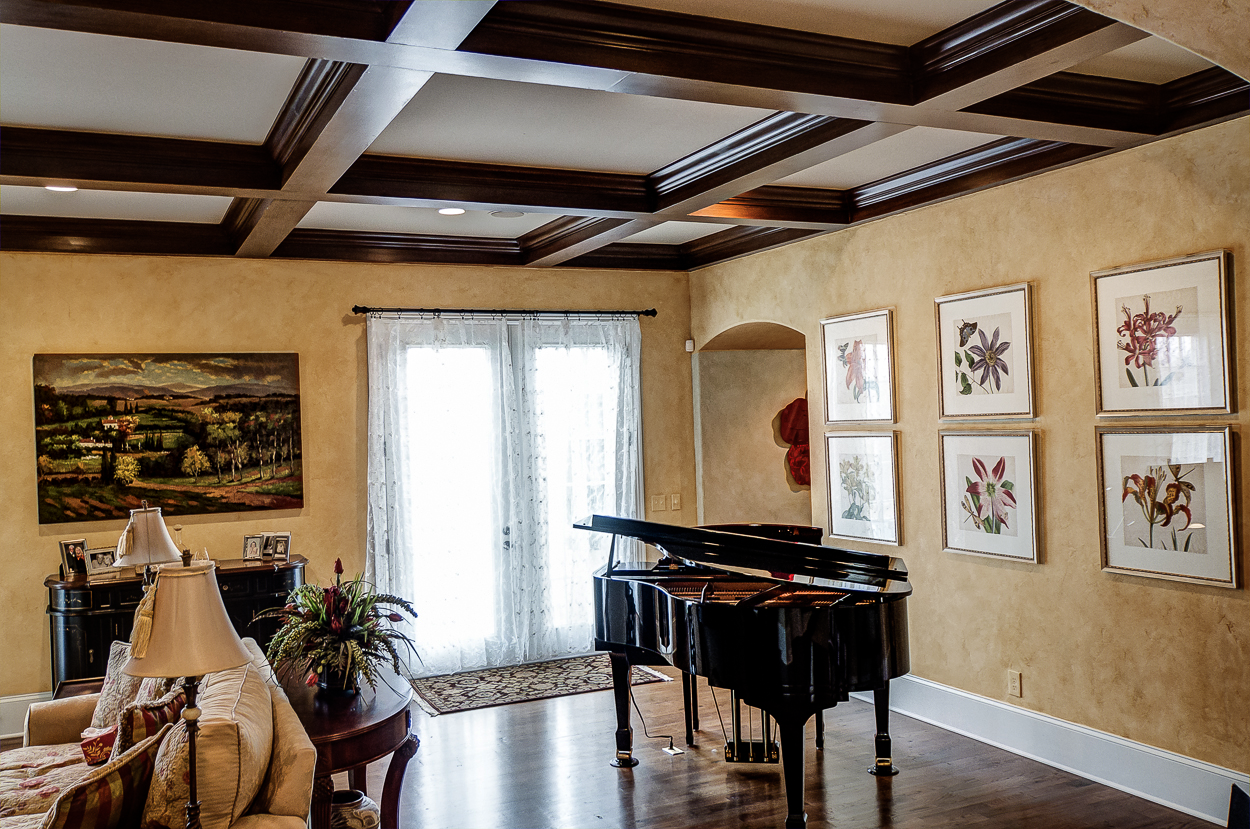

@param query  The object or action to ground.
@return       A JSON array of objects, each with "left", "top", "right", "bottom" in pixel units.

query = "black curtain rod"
[{"left": 352, "top": 305, "right": 657, "bottom": 318}]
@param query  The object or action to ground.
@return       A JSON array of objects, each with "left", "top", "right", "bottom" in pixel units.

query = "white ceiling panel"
[
  {"left": 0, "top": 186, "right": 232, "bottom": 223},
  {"left": 368, "top": 74, "right": 773, "bottom": 174},
  {"left": 622, "top": 222, "right": 726, "bottom": 245},
  {"left": 775, "top": 126, "right": 1004, "bottom": 189},
  {"left": 299, "top": 202, "right": 558, "bottom": 238},
  {"left": 1068, "top": 36, "right": 1214, "bottom": 84},
  {"left": 607, "top": 0, "right": 1001, "bottom": 45},
  {"left": 0, "top": 24, "right": 306, "bottom": 143}
]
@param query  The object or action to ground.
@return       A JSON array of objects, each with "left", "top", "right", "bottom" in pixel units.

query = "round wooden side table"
[{"left": 281, "top": 665, "right": 419, "bottom": 829}]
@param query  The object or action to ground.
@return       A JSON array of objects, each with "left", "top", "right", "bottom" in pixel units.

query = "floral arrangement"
[{"left": 255, "top": 559, "right": 417, "bottom": 690}]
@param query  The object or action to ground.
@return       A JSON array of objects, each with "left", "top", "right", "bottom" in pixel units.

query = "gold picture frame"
[{"left": 934, "top": 283, "right": 1035, "bottom": 419}]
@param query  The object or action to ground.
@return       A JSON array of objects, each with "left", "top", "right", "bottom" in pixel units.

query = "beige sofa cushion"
[
  {"left": 89, "top": 642, "right": 144, "bottom": 730},
  {"left": 140, "top": 662, "right": 273, "bottom": 829},
  {"left": 244, "top": 683, "right": 315, "bottom": 821}
]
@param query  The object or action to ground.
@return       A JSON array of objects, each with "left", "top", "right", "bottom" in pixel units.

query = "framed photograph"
[
  {"left": 1091, "top": 250, "right": 1233, "bottom": 416},
  {"left": 940, "top": 431, "right": 1039, "bottom": 562},
  {"left": 935, "top": 283, "right": 1034, "bottom": 419},
  {"left": 242, "top": 534, "right": 264, "bottom": 560},
  {"left": 825, "top": 432, "right": 901, "bottom": 545},
  {"left": 85, "top": 547, "right": 121, "bottom": 579},
  {"left": 270, "top": 532, "right": 292, "bottom": 562},
  {"left": 820, "top": 309, "right": 895, "bottom": 423},
  {"left": 59, "top": 538, "right": 88, "bottom": 578},
  {"left": 1096, "top": 426, "right": 1236, "bottom": 587}
]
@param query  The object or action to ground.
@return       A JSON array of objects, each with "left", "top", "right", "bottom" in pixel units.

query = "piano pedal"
[
  {"left": 723, "top": 740, "right": 780, "bottom": 764},
  {"left": 663, "top": 737, "right": 684, "bottom": 756}
]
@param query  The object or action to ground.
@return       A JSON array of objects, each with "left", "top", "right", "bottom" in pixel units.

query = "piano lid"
[{"left": 576, "top": 515, "right": 910, "bottom": 596}]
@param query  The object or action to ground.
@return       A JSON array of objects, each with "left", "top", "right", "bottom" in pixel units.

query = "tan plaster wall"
[
  {"left": 689, "top": 116, "right": 1249, "bottom": 771},
  {"left": 1070, "top": 0, "right": 1250, "bottom": 81},
  {"left": 696, "top": 349, "right": 812, "bottom": 526},
  {"left": 0, "top": 255, "right": 696, "bottom": 697}
]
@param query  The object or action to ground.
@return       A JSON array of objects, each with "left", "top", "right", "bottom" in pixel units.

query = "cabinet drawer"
[{"left": 52, "top": 590, "right": 92, "bottom": 611}]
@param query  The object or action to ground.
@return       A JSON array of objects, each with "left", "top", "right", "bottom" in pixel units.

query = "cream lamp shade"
[
  {"left": 114, "top": 503, "right": 183, "bottom": 570},
  {"left": 123, "top": 562, "right": 252, "bottom": 678}
]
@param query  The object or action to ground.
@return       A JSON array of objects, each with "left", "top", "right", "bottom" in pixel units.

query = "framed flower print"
[
  {"left": 1096, "top": 426, "right": 1236, "bottom": 587},
  {"left": 939, "top": 431, "right": 1039, "bottom": 562},
  {"left": 825, "top": 432, "right": 901, "bottom": 545},
  {"left": 1091, "top": 250, "right": 1232, "bottom": 416},
  {"left": 935, "top": 283, "right": 1034, "bottom": 419},
  {"left": 820, "top": 309, "right": 895, "bottom": 423}
]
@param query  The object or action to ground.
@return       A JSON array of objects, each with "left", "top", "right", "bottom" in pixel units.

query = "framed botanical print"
[
  {"left": 1091, "top": 250, "right": 1233, "bottom": 416},
  {"left": 825, "top": 432, "right": 901, "bottom": 545},
  {"left": 939, "top": 431, "right": 1039, "bottom": 562},
  {"left": 820, "top": 309, "right": 895, "bottom": 423},
  {"left": 935, "top": 283, "right": 1034, "bottom": 419},
  {"left": 1096, "top": 426, "right": 1236, "bottom": 587}
]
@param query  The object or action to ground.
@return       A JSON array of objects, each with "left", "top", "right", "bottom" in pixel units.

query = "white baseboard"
[
  {"left": 1, "top": 692, "right": 52, "bottom": 742},
  {"left": 854, "top": 676, "right": 1248, "bottom": 826}
]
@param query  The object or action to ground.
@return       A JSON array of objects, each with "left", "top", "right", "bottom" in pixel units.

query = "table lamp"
[
  {"left": 114, "top": 502, "right": 184, "bottom": 585},
  {"left": 123, "top": 561, "right": 252, "bottom": 829}
]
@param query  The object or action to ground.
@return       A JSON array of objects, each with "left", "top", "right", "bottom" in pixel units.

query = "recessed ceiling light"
[
  {"left": 45, "top": 185, "right": 78, "bottom": 192},
  {"left": 437, "top": 207, "right": 466, "bottom": 216},
  {"left": 491, "top": 210, "right": 525, "bottom": 219}
]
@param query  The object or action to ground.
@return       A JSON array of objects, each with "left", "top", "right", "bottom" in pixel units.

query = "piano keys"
[{"left": 577, "top": 514, "right": 911, "bottom": 829}]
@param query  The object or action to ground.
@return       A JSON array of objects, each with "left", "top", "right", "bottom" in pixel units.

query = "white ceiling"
[
  {"left": 0, "top": 24, "right": 305, "bottom": 143},
  {"left": 1068, "top": 36, "right": 1214, "bottom": 83},
  {"left": 622, "top": 222, "right": 728, "bottom": 245},
  {"left": 776, "top": 126, "right": 1005, "bottom": 188},
  {"left": 368, "top": 74, "right": 773, "bottom": 173},
  {"left": 0, "top": 185, "right": 233, "bottom": 223},
  {"left": 298, "top": 202, "right": 557, "bottom": 237}
]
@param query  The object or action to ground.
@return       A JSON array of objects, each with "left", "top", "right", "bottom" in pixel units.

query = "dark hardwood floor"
[{"left": 342, "top": 667, "right": 1215, "bottom": 829}]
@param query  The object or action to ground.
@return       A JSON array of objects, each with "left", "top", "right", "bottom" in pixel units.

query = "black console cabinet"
[{"left": 45, "top": 556, "right": 305, "bottom": 688}]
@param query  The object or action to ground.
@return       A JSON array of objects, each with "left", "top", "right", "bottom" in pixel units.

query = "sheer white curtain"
[{"left": 366, "top": 313, "right": 642, "bottom": 677}]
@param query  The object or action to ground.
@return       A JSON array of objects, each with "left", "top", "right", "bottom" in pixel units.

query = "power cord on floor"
[{"left": 627, "top": 682, "right": 683, "bottom": 755}]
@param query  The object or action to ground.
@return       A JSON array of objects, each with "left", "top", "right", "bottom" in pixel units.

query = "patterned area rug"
[{"left": 411, "top": 654, "right": 670, "bottom": 715}]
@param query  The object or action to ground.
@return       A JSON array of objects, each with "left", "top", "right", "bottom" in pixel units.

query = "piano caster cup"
[
  {"left": 868, "top": 733, "right": 899, "bottom": 776},
  {"left": 612, "top": 752, "right": 639, "bottom": 769}
]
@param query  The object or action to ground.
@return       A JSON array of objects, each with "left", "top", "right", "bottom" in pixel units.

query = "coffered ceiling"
[{"left": 1, "top": 0, "right": 1244, "bottom": 271}]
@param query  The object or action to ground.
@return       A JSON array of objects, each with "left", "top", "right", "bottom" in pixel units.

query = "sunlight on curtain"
[{"left": 367, "top": 313, "right": 642, "bottom": 678}]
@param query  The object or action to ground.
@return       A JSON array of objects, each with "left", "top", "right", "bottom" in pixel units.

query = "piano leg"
[
  {"left": 608, "top": 652, "right": 639, "bottom": 768},
  {"left": 776, "top": 713, "right": 811, "bottom": 829},
  {"left": 815, "top": 710, "right": 824, "bottom": 750},
  {"left": 868, "top": 683, "right": 899, "bottom": 776},
  {"left": 682, "top": 672, "right": 695, "bottom": 745}
]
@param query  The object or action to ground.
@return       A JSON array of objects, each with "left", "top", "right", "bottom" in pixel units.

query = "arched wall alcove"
[{"left": 693, "top": 321, "right": 813, "bottom": 527}]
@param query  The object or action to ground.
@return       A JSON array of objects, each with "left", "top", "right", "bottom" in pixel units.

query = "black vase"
[{"left": 317, "top": 666, "right": 359, "bottom": 697}]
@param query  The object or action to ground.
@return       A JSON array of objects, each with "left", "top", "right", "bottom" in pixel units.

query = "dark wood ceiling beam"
[
  {"left": 692, "top": 186, "right": 850, "bottom": 228},
  {"left": 337, "top": 155, "right": 651, "bottom": 216},
  {"left": 681, "top": 226, "right": 827, "bottom": 270},
  {"left": 912, "top": 0, "right": 1147, "bottom": 108},
  {"left": 521, "top": 217, "right": 656, "bottom": 267},
  {"left": 1159, "top": 67, "right": 1250, "bottom": 133},
  {"left": 230, "top": 0, "right": 497, "bottom": 258},
  {"left": 560, "top": 243, "right": 687, "bottom": 271},
  {"left": 1, "top": 0, "right": 1149, "bottom": 147},
  {"left": 0, "top": 127, "right": 279, "bottom": 194},
  {"left": 649, "top": 116, "right": 902, "bottom": 217},
  {"left": 849, "top": 137, "right": 1106, "bottom": 222},
  {"left": 0, "top": 215, "right": 233, "bottom": 256},
  {"left": 273, "top": 229, "right": 523, "bottom": 265}
]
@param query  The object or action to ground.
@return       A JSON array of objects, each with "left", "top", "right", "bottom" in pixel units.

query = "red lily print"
[{"left": 1116, "top": 295, "right": 1182, "bottom": 388}]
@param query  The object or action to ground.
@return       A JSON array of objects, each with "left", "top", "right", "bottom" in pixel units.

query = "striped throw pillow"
[
  {"left": 41, "top": 722, "right": 171, "bottom": 829},
  {"left": 109, "top": 688, "right": 186, "bottom": 762}
]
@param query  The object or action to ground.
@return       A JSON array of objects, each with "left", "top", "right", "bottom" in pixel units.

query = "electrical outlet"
[
  {"left": 650, "top": 494, "right": 668, "bottom": 512},
  {"left": 670, "top": 493, "right": 682, "bottom": 510},
  {"left": 1007, "top": 669, "right": 1022, "bottom": 698}
]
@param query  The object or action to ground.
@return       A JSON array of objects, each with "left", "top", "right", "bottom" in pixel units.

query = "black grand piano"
[{"left": 576, "top": 515, "right": 911, "bottom": 829}]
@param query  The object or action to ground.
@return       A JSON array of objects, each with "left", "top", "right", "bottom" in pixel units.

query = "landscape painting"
[{"left": 34, "top": 353, "right": 303, "bottom": 524}]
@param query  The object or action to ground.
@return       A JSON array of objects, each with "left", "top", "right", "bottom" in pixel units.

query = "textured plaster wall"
[
  {"left": 696, "top": 349, "right": 812, "bottom": 526},
  {"left": 1070, "top": 0, "right": 1250, "bottom": 81},
  {"left": 0, "top": 255, "right": 696, "bottom": 697},
  {"left": 689, "top": 116, "right": 1249, "bottom": 771}
]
